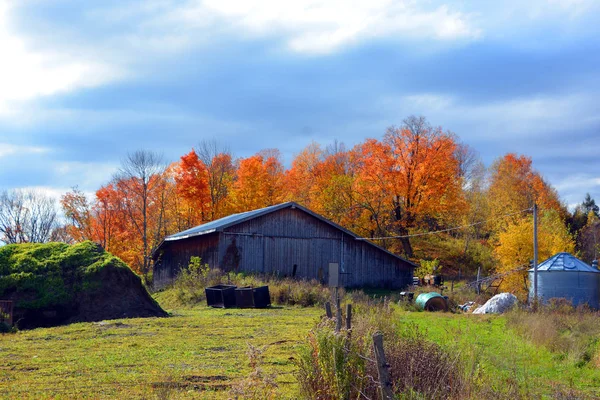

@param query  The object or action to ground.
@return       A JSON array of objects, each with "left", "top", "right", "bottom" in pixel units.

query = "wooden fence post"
[
  {"left": 335, "top": 288, "right": 342, "bottom": 332},
  {"left": 373, "top": 332, "right": 394, "bottom": 400},
  {"left": 345, "top": 304, "right": 352, "bottom": 330},
  {"left": 325, "top": 302, "right": 333, "bottom": 319}
]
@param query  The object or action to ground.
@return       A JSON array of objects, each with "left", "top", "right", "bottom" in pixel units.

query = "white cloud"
[
  {"left": 53, "top": 161, "right": 118, "bottom": 189},
  {"left": 195, "top": 0, "right": 481, "bottom": 54},
  {"left": 0, "top": 142, "right": 49, "bottom": 158},
  {"left": 0, "top": 1, "right": 123, "bottom": 115},
  {"left": 384, "top": 92, "right": 599, "bottom": 139}
]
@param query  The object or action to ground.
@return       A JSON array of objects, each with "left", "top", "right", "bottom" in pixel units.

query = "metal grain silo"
[{"left": 528, "top": 253, "right": 600, "bottom": 309}]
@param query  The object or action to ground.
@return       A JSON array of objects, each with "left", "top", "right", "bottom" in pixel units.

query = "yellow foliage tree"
[{"left": 495, "top": 209, "right": 575, "bottom": 300}]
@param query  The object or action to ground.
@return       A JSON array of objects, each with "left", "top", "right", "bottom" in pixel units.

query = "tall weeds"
[
  {"left": 164, "top": 257, "right": 337, "bottom": 308},
  {"left": 296, "top": 302, "right": 470, "bottom": 399},
  {"left": 505, "top": 299, "right": 600, "bottom": 367}
]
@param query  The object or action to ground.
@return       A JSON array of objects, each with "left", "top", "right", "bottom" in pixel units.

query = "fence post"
[
  {"left": 345, "top": 304, "right": 352, "bottom": 330},
  {"left": 325, "top": 302, "right": 333, "bottom": 319},
  {"left": 335, "top": 287, "right": 342, "bottom": 332},
  {"left": 373, "top": 332, "right": 394, "bottom": 400}
]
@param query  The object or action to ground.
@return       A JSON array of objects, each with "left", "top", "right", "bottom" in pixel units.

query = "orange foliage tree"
[
  {"left": 233, "top": 150, "right": 285, "bottom": 212},
  {"left": 488, "top": 153, "right": 566, "bottom": 232},
  {"left": 350, "top": 116, "right": 465, "bottom": 257}
]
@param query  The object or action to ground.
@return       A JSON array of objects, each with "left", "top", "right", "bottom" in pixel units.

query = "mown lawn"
[
  {"left": 0, "top": 306, "right": 321, "bottom": 399},
  {"left": 2, "top": 303, "right": 600, "bottom": 399}
]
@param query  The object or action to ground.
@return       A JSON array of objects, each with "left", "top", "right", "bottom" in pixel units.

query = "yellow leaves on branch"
[{"left": 495, "top": 210, "right": 575, "bottom": 299}]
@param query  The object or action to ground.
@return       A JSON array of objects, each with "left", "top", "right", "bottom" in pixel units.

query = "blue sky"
[{"left": 0, "top": 0, "right": 599, "bottom": 207}]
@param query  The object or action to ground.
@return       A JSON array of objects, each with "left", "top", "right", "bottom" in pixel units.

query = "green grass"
[
  {"left": 0, "top": 305, "right": 321, "bottom": 399},
  {"left": 2, "top": 299, "right": 600, "bottom": 399},
  {"left": 395, "top": 310, "right": 600, "bottom": 398}
]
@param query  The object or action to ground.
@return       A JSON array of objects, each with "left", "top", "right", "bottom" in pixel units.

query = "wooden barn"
[{"left": 152, "top": 202, "right": 415, "bottom": 289}]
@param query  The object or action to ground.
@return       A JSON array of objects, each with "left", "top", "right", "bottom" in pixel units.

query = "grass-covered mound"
[{"left": 0, "top": 241, "right": 167, "bottom": 329}]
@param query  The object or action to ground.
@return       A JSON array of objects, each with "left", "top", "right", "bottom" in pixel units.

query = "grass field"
[
  {"left": 0, "top": 305, "right": 321, "bottom": 399},
  {"left": 2, "top": 299, "right": 600, "bottom": 399},
  {"left": 398, "top": 312, "right": 600, "bottom": 398}
]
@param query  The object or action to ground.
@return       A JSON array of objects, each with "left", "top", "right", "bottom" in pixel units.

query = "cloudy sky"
[{"left": 0, "top": 0, "right": 598, "bottom": 207}]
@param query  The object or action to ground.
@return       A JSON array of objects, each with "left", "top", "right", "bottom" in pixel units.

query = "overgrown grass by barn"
[{"left": 155, "top": 256, "right": 340, "bottom": 309}]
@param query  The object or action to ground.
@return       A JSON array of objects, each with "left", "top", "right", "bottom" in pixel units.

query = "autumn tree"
[
  {"left": 114, "top": 150, "right": 166, "bottom": 275},
  {"left": 61, "top": 187, "right": 93, "bottom": 242},
  {"left": 487, "top": 153, "right": 565, "bottom": 232},
  {"left": 196, "top": 140, "right": 235, "bottom": 220},
  {"left": 352, "top": 116, "right": 465, "bottom": 257},
  {"left": 285, "top": 142, "right": 324, "bottom": 207},
  {"left": 233, "top": 150, "right": 285, "bottom": 212},
  {"left": 174, "top": 150, "right": 211, "bottom": 223},
  {"left": 495, "top": 209, "right": 575, "bottom": 299}
]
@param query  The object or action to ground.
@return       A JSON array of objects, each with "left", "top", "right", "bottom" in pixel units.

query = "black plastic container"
[
  {"left": 235, "top": 287, "right": 255, "bottom": 308},
  {"left": 205, "top": 285, "right": 237, "bottom": 308},
  {"left": 233, "top": 286, "right": 271, "bottom": 308},
  {"left": 252, "top": 286, "right": 271, "bottom": 308}
]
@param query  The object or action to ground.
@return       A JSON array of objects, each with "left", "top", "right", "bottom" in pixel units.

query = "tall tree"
[
  {"left": 61, "top": 187, "right": 93, "bottom": 242},
  {"left": 487, "top": 153, "right": 565, "bottom": 232},
  {"left": 233, "top": 151, "right": 285, "bottom": 211},
  {"left": 174, "top": 150, "right": 211, "bottom": 223},
  {"left": 495, "top": 210, "right": 575, "bottom": 299},
  {"left": 0, "top": 189, "right": 59, "bottom": 244},
  {"left": 196, "top": 140, "right": 235, "bottom": 220},
  {"left": 114, "top": 150, "right": 166, "bottom": 275},
  {"left": 285, "top": 141, "right": 324, "bottom": 207},
  {"left": 352, "top": 116, "right": 465, "bottom": 257}
]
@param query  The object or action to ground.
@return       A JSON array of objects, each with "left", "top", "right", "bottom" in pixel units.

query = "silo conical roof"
[{"left": 528, "top": 252, "right": 599, "bottom": 273}]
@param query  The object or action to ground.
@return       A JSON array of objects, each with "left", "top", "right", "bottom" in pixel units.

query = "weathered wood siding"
[
  {"left": 220, "top": 208, "right": 412, "bottom": 288},
  {"left": 153, "top": 232, "right": 219, "bottom": 289},
  {"left": 153, "top": 206, "right": 413, "bottom": 289}
]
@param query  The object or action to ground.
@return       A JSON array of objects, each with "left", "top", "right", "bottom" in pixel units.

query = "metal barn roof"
[
  {"left": 528, "top": 252, "right": 600, "bottom": 273},
  {"left": 164, "top": 203, "right": 284, "bottom": 241}
]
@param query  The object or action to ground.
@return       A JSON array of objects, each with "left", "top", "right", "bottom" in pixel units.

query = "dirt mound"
[{"left": 0, "top": 241, "right": 167, "bottom": 329}]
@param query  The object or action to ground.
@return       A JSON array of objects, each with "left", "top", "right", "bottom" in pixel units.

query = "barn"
[{"left": 152, "top": 202, "right": 415, "bottom": 289}]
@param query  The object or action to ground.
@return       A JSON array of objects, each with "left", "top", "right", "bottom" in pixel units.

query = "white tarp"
[{"left": 472, "top": 293, "right": 517, "bottom": 314}]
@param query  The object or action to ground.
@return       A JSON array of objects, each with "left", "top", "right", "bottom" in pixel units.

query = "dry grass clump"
[
  {"left": 230, "top": 344, "right": 278, "bottom": 400},
  {"left": 506, "top": 298, "right": 600, "bottom": 367},
  {"left": 296, "top": 301, "right": 471, "bottom": 399}
]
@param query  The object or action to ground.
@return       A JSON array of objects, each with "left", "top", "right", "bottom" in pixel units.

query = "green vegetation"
[
  {"left": 2, "top": 269, "right": 600, "bottom": 399},
  {"left": 297, "top": 301, "right": 600, "bottom": 399},
  {"left": 0, "top": 241, "right": 165, "bottom": 329},
  {"left": 0, "top": 241, "right": 131, "bottom": 310},
  {"left": 156, "top": 257, "right": 338, "bottom": 309},
  {"left": 1, "top": 289, "right": 600, "bottom": 399},
  {"left": 0, "top": 304, "right": 321, "bottom": 399}
]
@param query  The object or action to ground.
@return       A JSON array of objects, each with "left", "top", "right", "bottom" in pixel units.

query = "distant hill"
[{"left": 0, "top": 241, "right": 167, "bottom": 329}]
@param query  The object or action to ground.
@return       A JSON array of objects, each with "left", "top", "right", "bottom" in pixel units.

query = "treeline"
[{"left": 1, "top": 116, "right": 598, "bottom": 294}]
